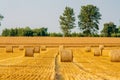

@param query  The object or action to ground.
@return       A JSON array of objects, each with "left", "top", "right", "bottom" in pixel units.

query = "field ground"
[
  {"left": 0, "top": 47, "right": 120, "bottom": 80},
  {"left": 0, "top": 37, "right": 120, "bottom": 80}
]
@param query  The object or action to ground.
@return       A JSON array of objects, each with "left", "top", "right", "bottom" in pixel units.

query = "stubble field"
[{"left": 0, "top": 37, "right": 120, "bottom": 80}]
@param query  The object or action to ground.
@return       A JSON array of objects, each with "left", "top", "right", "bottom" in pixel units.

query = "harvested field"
[{"left": 0, "top": 37, "right": 120, "bottom": 80}]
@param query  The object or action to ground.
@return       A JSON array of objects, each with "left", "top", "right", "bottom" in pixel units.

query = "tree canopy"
[
  {"left": 59, "top": 6, "right": 76, "bottom": 37},
  {"left": 78, "top": 5, "right": 101, "bottom": 36},
  {"left": 0, "top": 14, "right": 4, "bottom": 26},
  {"left": 101, "top": 22, "right": 118, "bottom": 37},
  {"left": 2, "top": 27, "right": 48, "bottom": 37},
  {"left": 2, "top": 5, "right": 120, "bottom": 37}
]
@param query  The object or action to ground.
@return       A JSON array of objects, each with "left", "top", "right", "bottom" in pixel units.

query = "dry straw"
[
  {"left": 19, "top": 45, "right": 24, "bottom": 50},
  {"left": 109, "top": 50, "right": 120, "bottom": 62},
  {"left": 99, "top": 45, "right": 104, "bottom": 50},
  {"left": 99, "top": 45, "right": 104, "bottom": 55},
  {"left": 85, "top": 47, "right": 91, "bottom": 52},
  {"left": 6, "top": 46, "right": 13, "bottom": 52},
  {"left": 34, "top": 47, "right": 40, "bottom": 53},
  {"left": 60, "top": 49, "right": 73, "bottom": 62},
  {"left": 41, "top": 46, "right": 46, "bottom": 51},
  {"left": 25, "top": 48, "right": 34, "bottom": 57},
  {"left": 59, "top": 45, "right": 64, "bottom": 55},
  {"left": 94, "top": 49, "right": 101, "bottom": 56}
]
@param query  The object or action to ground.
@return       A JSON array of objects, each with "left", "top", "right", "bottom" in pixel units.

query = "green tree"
[
  {"left": 49, "top": 32, "right": 63, "bottom": 37},
  {"left": 1, "top": 27, "right": 48, "bottom": 37},
  {"left": 17, "top": 28, "right": 24, "bottom": 36},
  {"left": 40, "top": 27, "right": 48, "bottom": 36},
  {"left": 101, "top": 22, "right": 118, "bottom": 37},
  {"left": 2, "top": 28, "right": 10, "bottom": 36},
  {"left": 33, "top": 28, "right": 41, "bottom": 36},
  {"left": 78, "top": 5, "right": 101, "bottom": 36},
  {"left": 9, "top": 28, "right": 17, "bottom": 36},
  {"left": 33, "top": 27, "right": 48, "bottom": 36},
  {"left": 0, "top": 14, "right": 4, "bottom": 26},
  {"left": 23, "top": 27, "right": 33, "bottom": 36},
  {"left": 59, "top": 6, "right": 75, "bottom": 37}
]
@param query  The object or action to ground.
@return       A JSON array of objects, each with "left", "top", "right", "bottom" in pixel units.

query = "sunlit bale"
[
  {"left": 85, "top": 47, "right": 91, "bottom": 52},
  {"left": 60, "top": 49, "right": 73, "bottom": 62},
  {"left": 109, "top": 50, "right": 120, "bottom": 62},
  {"left": 25, "top": 48, "right": 34, "bottom": 57},
  {"left": 41, "top": 45, "right": 46, "bottom": 51},
  {"left": 34, "top": 46, "right": 40, "bottom": 53},
  {"left": 99, "top": 45, "right": 104, "bottom": 55},
  {"left": 59, "top": 45, "right": 64, "bottom": 55},
  {"left": 19, "top": 45, "right": 24, "bottom": 50},
  {"left": 94, "top": 49, "right": 101, "bottom": 56},
  {"left": 99, "top": 45, "right": 104, "bottom": 50},
  {"left": 6, "top": 46, "right": 13, "bottom": 52}
]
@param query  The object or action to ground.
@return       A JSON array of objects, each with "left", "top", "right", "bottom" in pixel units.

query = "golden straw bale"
[
  {"left": 25, "top": 48, "right": 34, "bottom": 57},
  {"left": 109, "top": 50, "right": 120, "bottom": 62},
  {"left": 19, "top": 45, "right": 24, "bottom": 50},
  {"left": 59, "top": 45, "right": 64, "bottom": 55},
  {"left": 99, "top": 45, "right": 104, "bottom": 50},
  {"left": 6, "top": 46, "right": 13, "bottom": 52},
  {"left": 85, "top": 47, "right": 91, "bottom": 52},
  {"left": 94, "top": 49, "right": 101, "bottom": 56},
  {"left": 41, "top": 46, "right": 46, "bottom": 51},
  {"left": 60, "top": 49, "right": 73, "bottom": 62},
  {"left": 34, "top": 47, "right": 40, "bottom": 53}
]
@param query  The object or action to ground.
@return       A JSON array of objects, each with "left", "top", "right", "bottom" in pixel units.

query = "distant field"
[
  {"left": 0, "top": 37, "right": 120, "bottom": 80},
  {"left": 0, "top": 37, "right": 120, "bottom": 46}
]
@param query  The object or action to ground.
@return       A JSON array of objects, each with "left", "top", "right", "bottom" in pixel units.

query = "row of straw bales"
[
  {"left": 85, "top": 45, "right": 104, "bottom": 56},
  {"left": 6, "top": 45, "right": 24, "bottom": 52},
  {"left": 59, "top": 45, "right": 106, "bottom": 62},
  {"left": 5, "top": 44, "right": 120, "bottom": 62},
  {"left": 5, "top": 45, "right": 46, "bottom": 52},
  {"left": 5, "top": 45, "right": 47, "bottom": 57},
  {"left": 85, "top": 45, "right": 120, "bottom": 62},
  {"left": 25, "top": 46, "right": 47, "bottom": 57}
]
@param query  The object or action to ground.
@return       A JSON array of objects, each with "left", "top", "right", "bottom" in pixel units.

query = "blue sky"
[{"left": 0, "top": 0, "right": 120, "bottom": 33}]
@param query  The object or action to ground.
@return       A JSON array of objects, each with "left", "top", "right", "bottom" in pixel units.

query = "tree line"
[
  {"left": 1, "top": 27, "right": 64, "bottom": 37},
  {"left": 59, "top": 5, "right": 120, "bottom": 37},
  {"left": 2, "top": 27, "right": 48, "bottom": 36},
  {"left": 1, "top": 4, "right": 120, "bottom": 37}
]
